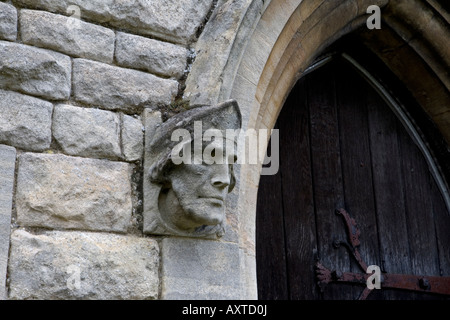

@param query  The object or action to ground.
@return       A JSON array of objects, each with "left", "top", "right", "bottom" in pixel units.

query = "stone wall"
[
  {"left": 0, "top": 0, "right": 224, "bottom": 300},
  {"left": 3, "top": 0, "right": 447, "bottom": 301}
]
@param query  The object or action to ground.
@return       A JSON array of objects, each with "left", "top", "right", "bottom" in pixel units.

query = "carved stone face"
[
  {"left": 160, "top": 142, "right": 236, "bottom": 231},
  {"left": 144, "top": 99, "right": 242, "bottom": 237}
]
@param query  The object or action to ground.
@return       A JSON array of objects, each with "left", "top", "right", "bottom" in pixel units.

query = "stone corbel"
[{"left": 143, "top": 100, "right": 242, "bottom": 238}]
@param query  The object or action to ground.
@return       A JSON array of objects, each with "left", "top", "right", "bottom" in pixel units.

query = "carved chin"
[{"left": 183, "top": 203, "right": 225, "bottom": 227}]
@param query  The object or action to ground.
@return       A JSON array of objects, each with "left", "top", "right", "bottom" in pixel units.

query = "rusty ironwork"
[
  {"left": 315, "top": 208, "right": 450, "bottom": 299},
  {"left": 334, "top": 208, "right": 367, "bottom": 272},
  {"left": 316, "top": 262, "right": 450, "bottom": 297}
]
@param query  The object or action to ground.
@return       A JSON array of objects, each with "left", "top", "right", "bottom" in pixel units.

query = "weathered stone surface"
[
  {"left": 116, "top": 32, "right": 188, "bottom": 79},
  {"left": 13, "top": 0, "right": 214, "bottom": 44},
  {"left": 0, "top": 90, "right": 53, "bottom": 151},
  {"left": 161, "top": 238, "right": 241, "bottom": 299},
  {"left": 122, "top": 114, "right": 144, "bottom": 162},
  {"left": 184, "top": 0, "right": 261, "bottom": 106},
  {"left": 0, "top": 41, "right": 71, "bottom": 100},
  {"left": 53, "top": 104, "right": 121, "bottom": 160},
  {"left": 73, "top": 59, "right": 178, "bottom": 112},
  {"left": 20, "top": 9, "right": 115, "bottom": 63},
  {"left": 0, "top": 145, "right": 16, "bottom": 300},
  {"left": 143, "top": 109, "right": 163, "bottom": 237},
  {"left": 9, "top": 230, "right": 160, "bottom": 300},
  {"left": 143, "top": 101, "right": 241, "bottom": 239},
  {"left": 16, "top": 153, "right": 132, "bottom": 233},
  {"left": 0, "top": 2, "right": 17, "bottom": 41}
]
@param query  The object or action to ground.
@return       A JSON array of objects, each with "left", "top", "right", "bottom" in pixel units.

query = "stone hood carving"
[{"left": 144, "top": 99, "right": 242, "bottom": 238}]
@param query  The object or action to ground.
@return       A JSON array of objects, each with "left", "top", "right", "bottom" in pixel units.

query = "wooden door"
[{"left": 256, "top": 58, "right": 450, "bottom": 300}]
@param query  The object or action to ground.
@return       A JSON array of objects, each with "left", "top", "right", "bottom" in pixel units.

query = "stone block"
[
  {"left": 0, "top": 2, "right": 17, "bottom": 41},
  {"left": 20, "top": 9, "right": 115, "bottom": 63},
  {"left": 115, "top": 32, "right": 188, "bottom": 78},
  {"left": 73, "top": 59, "right": 178, "bottom": 112},
  {"left": 142, "top": 109, "right": 162, "bottom": 234},
  {"left": 0, "top": 145, "right": 16, "bottom": 300},
  {"left": 160, "top": 238, "right": 241, "bottom": 299},
  {"left": 184, "top": 0, "right": 256, "bottom": 106},
  {"left": 12, "top": 0, "right": 214, "bottom": 44},
  {"left": 16, "top": 153, "right": 132, "bottom": 233},
  {"left": 0, "top": 41, "right": 71, "bottom": 100},
  {"left": 122, "top": 114, "right": 144, "bottom": 162},
  {"left": 53, "top": 104, "right": 121, "bottom": 160},
  {"left": 9, "top": 230, "right": 160, "bottom": 300},
  {"left": 0, "top": 89, "right": 53, "bottom": 151}
]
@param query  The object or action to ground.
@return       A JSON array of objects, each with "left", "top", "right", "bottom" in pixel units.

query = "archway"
[
  {"left": 184, "top": 0, "right": 450, "bottom": 299},
  {"left": 256, "top": 52, "right": 450, "bottom": 300}
]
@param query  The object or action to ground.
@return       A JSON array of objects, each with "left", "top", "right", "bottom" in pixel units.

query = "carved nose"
[{"left": 211, "top": 173, "right": 230, "bottom": 189}]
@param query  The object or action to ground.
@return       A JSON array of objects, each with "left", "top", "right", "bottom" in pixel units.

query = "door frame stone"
[{"left": 184, "top": 0, "right": 450, "bottom": 299}]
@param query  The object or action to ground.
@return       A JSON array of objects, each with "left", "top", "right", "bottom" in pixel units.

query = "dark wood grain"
[
  {"left": 431, "top": 176, "right": 450, "bottom": 301},
  {"left": 307, "top": 64, "right": 353, "bottom": 300},
  {"left": 256, "top": 58, "right": 450, "bottom": 300},
  {"left": 278, "top": 77, "right": 319, "bottom": 300},
  {"left": 367, "top": 85, "right": 412, "bottom": 300},
  {"left": 256, "top": 138, "right": 289, "bottom": 299},
  {"left": 398, "top": 121, "right": 442, "bottom": 299},
  {"left": 335, "top": 62, "right": 381, "bottom": 299}
]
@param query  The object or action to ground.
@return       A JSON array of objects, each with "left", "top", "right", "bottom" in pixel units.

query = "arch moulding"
[{"left": 184, "top": 0, "right": 450, "bottom": 299}]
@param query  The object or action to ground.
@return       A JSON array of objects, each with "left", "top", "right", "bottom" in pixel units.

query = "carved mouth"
[{"left": 198, "top": 196, "right": 224, "bottom": 204}]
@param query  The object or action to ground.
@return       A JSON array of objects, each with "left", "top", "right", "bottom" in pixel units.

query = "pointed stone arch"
[{"left": 185, "top": 0, "right": 450, "bottom": 298}]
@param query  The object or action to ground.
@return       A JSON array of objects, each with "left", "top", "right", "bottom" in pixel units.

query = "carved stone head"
[{"left": 144, "top": 100, "right": 242, "bottom": 238}]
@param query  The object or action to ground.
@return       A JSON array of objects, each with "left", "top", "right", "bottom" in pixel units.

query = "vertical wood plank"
[
  {"left": 256, "top": 121, "right": 289, "bottom": 300},
  {"left": 308, "top": 63, "right": 352, "bottom": 300},
  {"left": 431, "top": 175, "right": 450, "bottom": 300},
  {"left": 279, "top": 77, "right": 319, "bottom": 300},
  {"left": 256, "top": 57, "right": 450, "bottom": 301},
  {"left": 398, "top": 123, "right": 443, "bottom": 299},
  {"left": 367, "top": 86, "right": 412, "bottom": 300},
  {"left": 431, "top": 179, "right": 450, "bottom": 281},
  {"left": 336, "top": 62, "right": 381, "bottom": 299}
]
